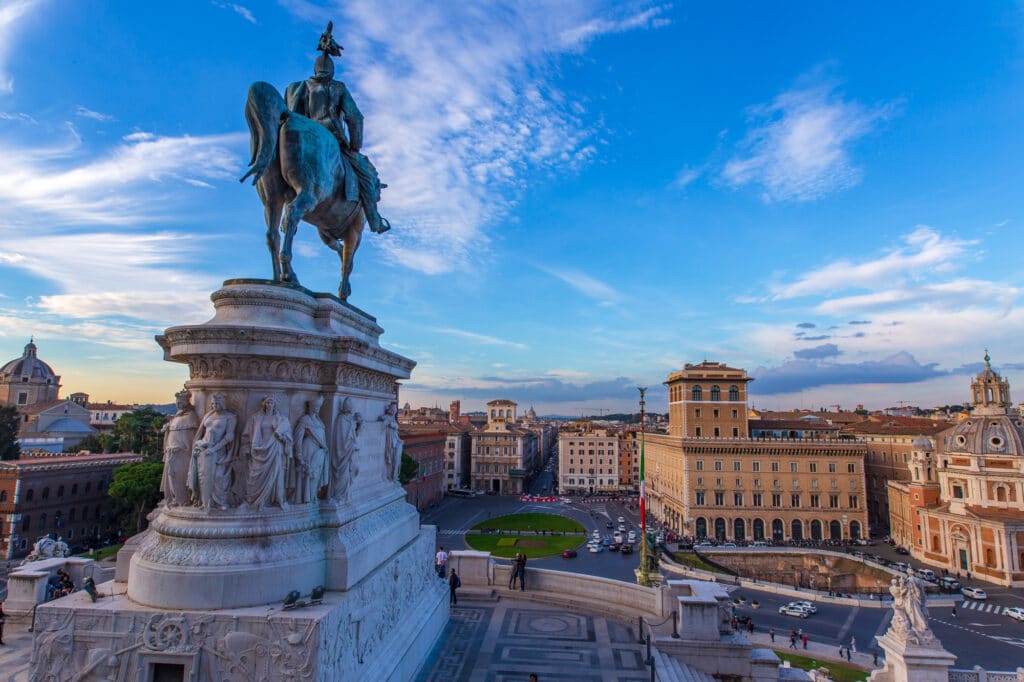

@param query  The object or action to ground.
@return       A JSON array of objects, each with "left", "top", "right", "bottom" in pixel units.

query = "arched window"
[
  {"left": 691, "top": 386, "right": 702, "bottom": 401},
  {"left": 21, "top": 515, "right": 30, "bottom": 531},
  {"left": 57, "top": 485, "right": 65, "bottom": 497},
  {"left": 729, "top": 385, "right": 739, "bottom": 401},
  {"left": 997, "top": 486, "right": 1008, "bottom": 502},
  {"left": 39, "top": 512, "right": 47, "bottom": 529},
  {"left": 69, "top": 508, "right": 76, "bottom": 522},
  {"left": 0, "top": 490, "right": 6, "bottom": 502},
  {"left": 42, "top": 487, "right": 50, "bottom": 500},
  {"left": 710, "top": 385, "right": 721, "bottom": 401},
  {"left": 55, "top": 510, "right": 63, "bottom": 527},
  {"left": 26, "top": 489, "right": 34, "bottom": 501},
  {"left": 790, "top": 519, "right": 803, "bottom": 541},
  {"left": 85, "top": 482, "right": 92, "bottom": 493},
  {"left": 71, "top": 483, "right": 78, "bottom": 495}
]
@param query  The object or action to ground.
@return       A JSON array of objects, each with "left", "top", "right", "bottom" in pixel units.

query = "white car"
[
  {"left": 778, "top": 605, "right": 809, "bottom": 618},
  {"left": 1005, "top": 607, "right": 1024, "bottom": 622},
  {"left": 588, "top": 544, "right": 604, "bottom": 553},
  {"left": 962, "top": 586, "right": 987, "bottom": 600},
  {"left": 789, "top": 601, "right": 817, "bottom": 614},
  {"left": 617, "top": 516, "right": 626, "bottom": 524}
]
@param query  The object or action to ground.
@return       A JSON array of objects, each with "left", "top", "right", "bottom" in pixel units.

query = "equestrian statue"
[{"left": 241, "top": 22, "right": 389, "bottom": 300}]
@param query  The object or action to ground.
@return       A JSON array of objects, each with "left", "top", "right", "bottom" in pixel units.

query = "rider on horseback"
[{"left": 285, "top": 23, "right": 390, "bottom": 234}]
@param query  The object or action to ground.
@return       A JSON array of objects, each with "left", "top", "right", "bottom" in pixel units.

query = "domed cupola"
[
  {"left": 0, "top": 338, "right": 61, "bottom": 407},
  {"left": 946, "top": 352, "right": 1024, "bottom": 456}
]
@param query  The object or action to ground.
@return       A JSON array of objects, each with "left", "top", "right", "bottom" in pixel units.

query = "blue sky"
[{"left": 1, "top": 1, "right": 1022, "bottom": 414}]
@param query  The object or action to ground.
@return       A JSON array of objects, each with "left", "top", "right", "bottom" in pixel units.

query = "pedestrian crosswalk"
[{"left": 960, "top": 600, "right": 1010, "bottom": 614}]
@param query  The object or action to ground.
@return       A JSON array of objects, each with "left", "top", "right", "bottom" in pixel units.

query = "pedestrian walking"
[
  {"left": 851, "top": 636, "right": 856, "bottom": 653},
  {"left": 801, "top": 634, "right": 808, "bottom": 649},
  {"left": 845, "top": 647, "right": 851, "bottom": 662},
  {"left": 747, "top": 620, "right": 754, "bottom": 635},
  {"left": 951, "top": 605, "right": 957, "bottom": 619},
  {"left": 873, "top": 648, "right": 879, "bottom": 666},
  {"left": 789, "top": 632, "right": 797, "bottom": 649},
  {"left": 769, "top": 627, "right": 775, "bottom": 643},
  {"left": 509, "top": 553, "right": 521, "bottom": 589},
  {"left": 517, "top": 553, "right": 527, "bottom": 591},
  {"left": 966, "top": 571, "right": 972, "bottom": 581},
  {"left": 448, "top": 568, "right": 461, "bottom": 605},
  {"left": 435, "top": 546, "right": 448, "bottom": 578}
]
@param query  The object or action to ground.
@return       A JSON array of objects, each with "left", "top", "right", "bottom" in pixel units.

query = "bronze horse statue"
[{"left": 240, "top": 81, "right": 363, "bottom": 300}]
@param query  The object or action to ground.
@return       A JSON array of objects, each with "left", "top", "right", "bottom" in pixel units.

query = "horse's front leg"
[
  {"left": 280, "top": 191, "right": 317, "bottom": 285},
  {"left": 338, "top": 211, "right": 364, "bottom": 300}
]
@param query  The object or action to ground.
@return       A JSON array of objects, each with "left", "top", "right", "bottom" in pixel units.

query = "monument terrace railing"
[{"left": 948, "top": 667, "right": 1024, "bottom": 682}]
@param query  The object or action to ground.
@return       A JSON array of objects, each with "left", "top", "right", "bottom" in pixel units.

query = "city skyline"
[{"left": 0, "top": 2, "right": 1022, "bottom": 414}]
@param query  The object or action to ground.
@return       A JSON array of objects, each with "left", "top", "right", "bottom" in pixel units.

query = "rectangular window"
[
  {"left": 695, "top": 408, "right": 701, "bottom": 418},
  {"left": 848, "top": 463, "right": 856, "bottom": 473},
  {"left": 771, "top": 461, "right": 780, "bottom": 472},
  {"left": 790, "top": 494, "right": 800, "bottom": 507},
  {"left": 752, "top": 461, "right": 761, "bottom": 472},
  {"left": 714, "top": 492, "right": 724, "bottom": 505},
  {"left": 714, "top": 461, "right": 722, "bottom": 471},
  {"left": 952, "top": 485, "right": 964, "bottom": 499},
  {"left": 696, "top": 477, "right": 703, "bottom": 486},
  {"left": 732, "top": 427, "right": 739, "bottom": 437},
  {"left": 830, "top": 494, "right": 840, "bottom": 508},
  {"left": 771, "top": 493, "right": 781, "bottom": 507},
  {"left": 696, "top": 460, "right": 704, "bottom": 471},
  {"left": 790, "top": 462, "right": 798, "bottom": 473},
  {"left": 809, "top": 462, "right": 818, "bottom": 473},
  {"left": 733, "top": 493, "right": 743, "bottom": 506},
  {"left": 811, "top": 479, "right": 818, "bottom": 489},
  {"left": 713, "top": 409, "right": 719, "bottom": 418},
  {"left": 733, "top": 461, "right": 741, "bottom": 471},
  {"left": 695, "top": 492, "right": 706, "bottom": 505},
  {"left": 849, "top": 495, "right": 859, "bottom": 508},
  {"left": 714, "top": 427, "right": 721, "bottom": 437},
  {"left": 753, "top": 478, "right": 760, "bottom": 488},
  {"left": 829, "top": 462, "right": 837, "bottom": 473},
  {"left": 695, "top": 426, "right": 702, "bottom": 437},
  {"left": 716, "top": 478, "right": 723, "bottom": 487},
  {"left": 810, "top": 494, "right": 820, "bottom": 508},
  {"left": 773, "top": 479, "right": 780, "bottom": 488},
  {"left": 752, "top": 493, "right": 762, "bottom": 507},
  {"left": 17, "top": 392, "right": 28, "bottom": 405},
  {"left": 830, "top": 479, "right": 838, "bottom": 489},
  {"left": 732, "top": 409, "right": 738, "bottom": 419},
  {"left": 735, "top": 478, "right": 741, "bottom": 487}
]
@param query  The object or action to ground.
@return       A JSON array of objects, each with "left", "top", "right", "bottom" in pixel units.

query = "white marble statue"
[
  {"left": 888, "top": 569, "right": 935, "bottom": 644},
  {"left": 54, "top": 536, "right": 69, "bottom": 558},
  {"left": 188, "top": 393, "right": 238, "bottom": 511},
  {"left": 380, "top": 402, "right": 402, "bottom": 482},
  {"left": 292, "top": 396, "right": 328, "bottom": 503},
  {"left": 24, "top": 534, "right": 58, "bottom": 563},
  {"left": 332, "top": 397, "right": 361, "bottom": 499},
  {"left": 161, "top": 388, "right": 199, "bottom": 506},
  {"left": 245, "top": 395, "right": 291, "bottom": 509}
]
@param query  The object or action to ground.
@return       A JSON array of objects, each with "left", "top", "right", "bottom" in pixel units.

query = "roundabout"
[{"left": 463, "top": 512, "right": 585, "bottom": 558}]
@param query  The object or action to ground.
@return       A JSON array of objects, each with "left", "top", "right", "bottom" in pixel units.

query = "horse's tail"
[{"left": 239, "top": 81, "right": 288, "bottom": 185}]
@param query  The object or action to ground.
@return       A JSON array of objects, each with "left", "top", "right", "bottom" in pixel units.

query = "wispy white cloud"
[
  {"left": 74, "top": 105, "right": 114, "bottom": 121},
  {"left": 773, "top": 226, "right": 973, "bottom": 299},
  {"left": 672, "top": 165, "right": 702, "bottom": 189},
  {"left": 541, "top": 265, "right": 624, "bottom": 304},
  {"left": 212, "top": 1, "right": 255, "bottom": 24},
  {"left": 723, "top": 77, "right": 896, "bottom": 202},
  {"left": 428, "top": 327, "right": 528, "bottom": 350},
  {"left": 0, "top": 110, "right": 35, "bottom": 122},
  {"left": 296, "top": 1, "right": 668, "bottom": 274},
  {"left": 816, "top": 279, "right": 1018, "bottom": 315},
  {"left": 0, "top": 0, "right": 37, "bottom": 95},
  {"left": 0, "top": 129, "right": 245, "bottom": 223}
]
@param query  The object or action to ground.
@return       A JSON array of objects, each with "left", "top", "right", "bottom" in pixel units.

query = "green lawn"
[
  {"left": 464, "top": 533, "right": 583, "bottom": 558},
  {"left": 671, "top": 551, "right": 728, "bottom": 574},
  {"left": 773, "top": 652, "right": 869, "bottom": 682},
  {"left": 470, "top": 512, "right": 585, "bottom": 534},
  {"left": 76, "top": 544, "right": 123, "bottom": 561}
]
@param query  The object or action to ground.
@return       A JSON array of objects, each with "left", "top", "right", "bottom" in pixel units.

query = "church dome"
[
  {"left": 0, "top": 340, "right": 57, "bottom": 381},
  {"left": 912, "top": 435, "right": 934, "bottom": 451},
  {"left": 946, "top": 414, "right": 1024, "bottom": 456}
]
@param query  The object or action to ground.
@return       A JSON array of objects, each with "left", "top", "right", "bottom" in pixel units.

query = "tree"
[
  {"left": 0, "top": 405, "right": 20, "bottom": 460},
  {"left": 76, "top": 433, "right": 118, "bottom": 454},
  {"left": 399, "top": 452, "right": 419, "bottom": 485},
  {"left": 113, "top": 408, "right": 166, "bottom": 459},
  {"left": 108, "top": 461, "right": 164, "bottom": 534}
]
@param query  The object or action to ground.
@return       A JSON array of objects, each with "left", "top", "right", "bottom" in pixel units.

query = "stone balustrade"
[{"left": 4, "top": 557, "right": 104, "bottom": 619}]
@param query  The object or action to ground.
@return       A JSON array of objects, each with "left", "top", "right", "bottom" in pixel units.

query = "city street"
[{"left": 421, "top": 491, "right": 1024, "bottom": 671}]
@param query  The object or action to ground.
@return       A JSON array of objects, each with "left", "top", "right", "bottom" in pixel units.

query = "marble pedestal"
[
  {"left": 32, "top": 529, "right": 449, "bottom": 681},
  {"left": 872, "top": 631, "right": 956, "bottom": 682},
  {"left": 33, "top": 281, "right": 448, "bottom": 680}
]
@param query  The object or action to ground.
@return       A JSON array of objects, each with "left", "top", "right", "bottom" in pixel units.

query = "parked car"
[
  {"left": 588, "top": 544, "right": 604, "bottom": 553},
  {"left": 609, "top": 543, "right": 621, "bottom": 552},
  {"left": 937, "top": 576, "right": 961, "bottom": 592},
  {"left": 1004, "top": 607, "right": 1024, "bottom": 622},
  {"left": 915, "top": 568, "right": 937, "bottom": 582},
  {"left": 721, "top": 542, "right": 737, "bottom": 548},
  {"left": 606, "top": 521, "right": 614, "bottom": 529},
  {"left": 621, "top": 543, "right": 634, "bottom": 554},
  {"left": 561, "top": 549, "right": 577, "bottom": 558},
  {"left": 778, "top": 605, "right": 809, "bottom": 618},
  {"left": 962, "top": 586, "right": 987, "bottom": 600},
  {"left": 694, "top": 541, "right": 713, "bottom": 548},
  {"left": 617, "top": 516, "right": 626, "bottom": 524}
]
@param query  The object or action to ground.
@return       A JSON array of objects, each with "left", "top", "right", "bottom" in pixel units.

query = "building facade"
[
  {"left": 647, "top": 359, "right": 869, "bottom": 542},
  {"left": 443, "top": 423, "right": 473, "bottom": 491},
  {"left": 399, "top": 425, "right": 446, "bottom": 510},
  {"left": 469, "top": 400, "right": 538, "bottom": 494},
  {"left": 0, "top": 452, "right": 143, "bottom": 559},
  {"left": 665, "top": 361, "right": 752, "bottom": 438},
  {"left": 558, "top": 426, "right": 621, "bottom": 494},
  {"left": 888, "top": 357, "right": 1024, "bottom": 585}
]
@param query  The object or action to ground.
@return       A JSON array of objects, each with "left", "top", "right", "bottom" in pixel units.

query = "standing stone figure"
[
  {"left": 292, "top": 396, "right": 328, "bottom": 503},
  {"left": 285, "top": 22, "right": 390, "bottom": 235},
  {"left": 245, "top": 396, "right": 291, "bottom": 509},
  {"left": 332, "top": 397, "right": 361, "bottom": 499},
  {"left": 381, "top": 402, "right": 403, "bottom": 482},
  {"left": 188, "top": 393, "right": 237, "bottom": 511},
  {"left": 903, "top": 568, "right": 931, "bottom": 635},
  {"left": 160, "top": 388, "right": 198, "bottom": 506}
]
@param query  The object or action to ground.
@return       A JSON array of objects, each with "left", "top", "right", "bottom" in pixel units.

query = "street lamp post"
[{"left": 636, "top": 387, "right": 651, "bottom": 586}]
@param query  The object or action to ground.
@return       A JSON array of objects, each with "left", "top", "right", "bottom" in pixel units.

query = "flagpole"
[{"left": 637, "top": 386, "right": 649, "bottom": 586}]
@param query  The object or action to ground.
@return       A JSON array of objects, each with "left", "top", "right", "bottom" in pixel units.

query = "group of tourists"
[
  {"left": 47, "top": 569, "right": 75, "bottom": 601},
  {"left": 509, "top": 552, "right": 527, "bottom": 591},
  {"left": 435, "top": 546, "right": 461, "bottom": 605}
]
